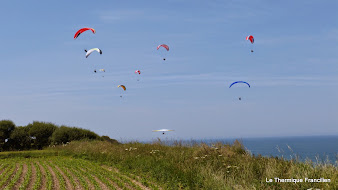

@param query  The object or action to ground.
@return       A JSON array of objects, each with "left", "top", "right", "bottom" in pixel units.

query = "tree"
[
  {"left": 51, "top": 126, "right": 101, "bottom": 145},
  {"left": 0, "top": 120, "right": 16, "bottom": 151},
  {"left": 28, "top": 121, "right": 57, "bottom": 149},
  {"left": 10, "top": 126, "right": 31, "bottom": 150}
]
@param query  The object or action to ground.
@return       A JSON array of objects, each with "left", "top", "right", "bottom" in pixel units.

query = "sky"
[{"left": 0, "top": 0, "right": 337, "bottom": 141}]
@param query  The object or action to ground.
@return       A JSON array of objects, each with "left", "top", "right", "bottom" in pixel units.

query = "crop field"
[{"left": 0, "top": 156, "right": 160, "bottom": 190}]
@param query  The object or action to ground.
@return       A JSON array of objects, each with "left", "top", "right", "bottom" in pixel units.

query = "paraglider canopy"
[
  {"left": 157, "top": 44, "right": 169, "bottom": 51},
  {"left": 246, "top": 35, "right": 254, "bottom": 44},
  {"left": 85, "top": 48, "right": 102, "bottom": 58},
  {"left": 117, "top": 85, "right": 126, "bottom": 91},
  {"left": 152, "top": 129, "right": 174, "bottom": 135},
  {"left": 229, "top": 81, "right": 251, "bottom": 88},
  {"left": 74, "top": 28, "right": 96, "bottom": 39}
]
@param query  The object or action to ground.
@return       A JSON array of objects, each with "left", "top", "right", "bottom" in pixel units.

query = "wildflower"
[{"left": 218, "top": 155, "right": 223, "bottom": 157}]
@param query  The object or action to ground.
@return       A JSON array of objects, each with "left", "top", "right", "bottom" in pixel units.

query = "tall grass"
[{"left": 51, "top": 140, "right": 337, "bottom": 189}]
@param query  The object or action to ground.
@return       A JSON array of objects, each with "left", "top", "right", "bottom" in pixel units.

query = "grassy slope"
[{"left": 1, "top": 140, "right": 337, "bottom": 189}]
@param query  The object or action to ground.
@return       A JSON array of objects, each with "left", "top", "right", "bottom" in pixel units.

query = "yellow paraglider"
[
  {"left": 117, "top": 85, "right": 126, "bottom": 91},
  {"left": 117, "top": 85, "right": 126, "bottom": 98}
]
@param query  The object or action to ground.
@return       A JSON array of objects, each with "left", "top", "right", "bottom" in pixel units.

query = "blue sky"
[{"left": 0, "top": 1, "right": 337, "bottom": 140}]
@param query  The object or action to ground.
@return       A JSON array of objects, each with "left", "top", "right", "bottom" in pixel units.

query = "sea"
[
  {"left": 193, "top": 136, "right": 338, "bottom": 165},
  {"left": 144, "top": 135, "right": 338, "bottom": 165}
]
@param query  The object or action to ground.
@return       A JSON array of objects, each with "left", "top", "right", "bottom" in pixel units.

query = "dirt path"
[
  {"left": 13, "top": 163, "right": 28, "bottom": 190},
  {"left": 46, "top": 164, "right": 60, "bottom": 190},
  {"left": 36, "top": 162, "right": 47, "bottom": 190},
  {"left": 27, "top": 163, "right": 36, "bottom": 190},
  {"left": 54, "top": 165, "right": 73, "bottom": 190}
]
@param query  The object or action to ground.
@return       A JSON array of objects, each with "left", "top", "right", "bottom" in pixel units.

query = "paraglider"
[
  {"left": 95, "top": 69, "right": 105, "bottom": 77},
  {"left": 246, "top": 35, "right": 254, "bottom": 44},
  {"left": 229, "top": 81, "right": 250, "bottom": 101},
  {"left": 118, "top": 85, "right": 126, "bottom": 98},
  {"left": 246, "top": 35, "right": 254, "bottom": 52},
  {"left": 135, "top": 70, "right": 141, "bottom": 81},
  {"left": 85, "top": 48, "right": 102, "bottom": 58},
  {"left": 152, "top": 129, "right": 174, "bottom": 135},
  {"left": 118, "top": 85, "right": 126, "bottom": 91},
  {"left": 229, "top": 81, "right": 251, "bottom": 88},
  {"left": 74, "top": 28, "right": 96, "bottom": 39},
  {"left": 157, "top": 44, "right": 169, "bottom": 61}
]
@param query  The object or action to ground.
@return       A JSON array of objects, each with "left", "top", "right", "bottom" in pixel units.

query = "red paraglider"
[
  {"left": 246, "top": 35, "right": 254, "bottom": 44},
  {"left": 157, "top": 44, "right": 169, "bottom": 51},
  {"left": 157, "top": 44, "right": 169, "bottom": 60},
  {"left": 74, "top": 28, "right": 96, "bottom": 39}
]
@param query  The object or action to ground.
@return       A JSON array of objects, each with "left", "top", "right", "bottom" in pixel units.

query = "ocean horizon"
[{"left": 141, "top": 135, "right": 338, "bottom": 165}]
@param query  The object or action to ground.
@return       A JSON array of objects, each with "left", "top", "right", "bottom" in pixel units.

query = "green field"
[{"left": 0, "top": 156, "right": 159, "bottom": 190}]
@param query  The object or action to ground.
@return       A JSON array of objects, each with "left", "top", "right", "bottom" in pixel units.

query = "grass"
[
  {"left": 53, "top": 140, "right": 337, "bottom": 189},
  {"left": 0, "top": 140, "right": 336, "bottom": 189}
]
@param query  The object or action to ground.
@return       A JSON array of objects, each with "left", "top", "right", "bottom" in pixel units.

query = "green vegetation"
[
  {"left": 52, "top": 140, "right": 336, "bottom": 189},
  {"left": 0, "top": 140, "right": 336, "bottom": 189},
  {"left": 0, "top": 120, "right": 117, "bottom": 152},
  {"left": 0, "top": 119, "right": 336, "bottom": 189}
]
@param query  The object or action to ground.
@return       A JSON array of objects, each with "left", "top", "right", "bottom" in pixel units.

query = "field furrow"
[
  {"left": 0, "top": 163, "right": 9, "bottom": 175},
  {"left": 45, "top": 163, "right": 61, "bottom": 190},
  {"left": 36, "top": 162, "right": 48, "bottom": 190},
  {"left": 4, "top": 163, "right": 23, "bottom": 190},
  {"left": 61, "top": 161, "right": 92, "bottom": 190},
  {"left": 111, "top": 169, "right": 152, "bottom": 190},
  {"left": 0, "top": 156, "right": 164, "bottom": 190},
  {"left": 20, "top": 162, "right": 32, "bottom": 190},
  {"left": 13, "top": 163, "right": 28, "bottom": 190},
  {"left": 92, "top": 176, "right": 111, "bottom": 190},
  {"left": 102, "top": 165, "right": 158, "bottom": 190},
  {"left": 0, "top": 163, "right": 17, "bottom": 189},
  {"left": 64, "top": 168, "right": 84, "bottom": 190},
  {"left": 52, "top": 161, "right": 79, "bottom": 190},
  {"left": 46, "top": 161, "right": 69, "bottom": 190},
  {"left": 29, "top": 163, "right": 39, "bottom": 190}
]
